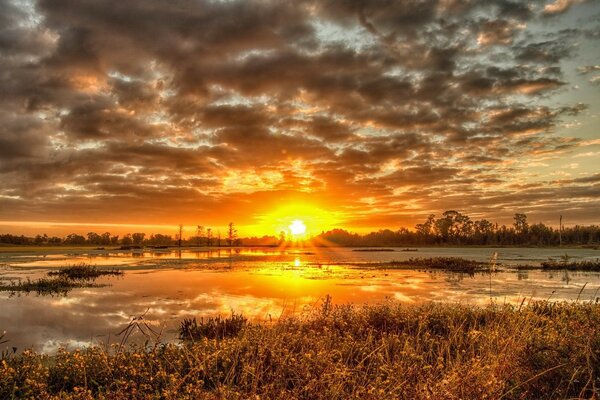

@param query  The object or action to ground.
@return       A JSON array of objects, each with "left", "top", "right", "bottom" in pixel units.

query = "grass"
[
  {"left": 180, "top": 313, "right": 248, "bottom": 341},
  {"left": 0, "top": 264, "right": 121, "bottom": 295},
  {"left": 0, "top": 276, "right": 98, "bottom": 296},
  {"left": 541, "top": 259, "right": 600, "bottom": 271},
  {"left": 1, "top": 299, "right": 599, "bottom": 399},
  {"left": 352, "top": 248, "right": 395, "bottom": 252},
  {"left": 47, "top": 264, "right": 123, "bottom": 280},
  {"left": 358, "top": 257, "right": 487, "bottom": 274}
]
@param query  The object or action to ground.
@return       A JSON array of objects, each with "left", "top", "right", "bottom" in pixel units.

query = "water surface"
[{"left": 1, "top": 247, "right": 599, "bottom": 352}]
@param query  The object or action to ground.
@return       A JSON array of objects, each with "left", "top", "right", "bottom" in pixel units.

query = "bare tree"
[
  {"left": 196, "top": 225, "right": 204, "bottom": 247},
  {"left": 559, "top": 215, "right": 563, "bottom": 246},
  {"left": 227, "top": 222, "right": 237, "bottom": 246},
  {"left": 206, "top": 228, "right": 212, "bottom": 247},
  {"left": 178, "top": 224, "right": 183, "bottom": 248}
]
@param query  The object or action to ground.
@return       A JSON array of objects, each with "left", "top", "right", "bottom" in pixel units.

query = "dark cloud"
[{"left": 0, "top": 0, "right": 598, "bottom": 229}]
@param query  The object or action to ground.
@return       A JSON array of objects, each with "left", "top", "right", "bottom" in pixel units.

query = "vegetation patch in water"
[
  {"left": 47, "top": 264, "right": 123, "bottom": 280},
  {"left": 359, "top": 257, "right": 487, "bottom": 273},
  {"left": 541, "top": 258, "right": 600, "bottom": 271},
  {"left": 0, "top": 277, "right": 99, "bottom": 296},
  {"left": 0, "top": 264, "right": 121, "bottom": 295},
  {"left": 352, "top": 248, "right": 395, "bottom": 252},
  {"left": 1, "top": 300, "right": 599, "bottom": 399}
]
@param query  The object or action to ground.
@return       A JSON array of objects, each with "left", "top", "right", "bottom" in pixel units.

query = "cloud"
[
  {"left": 543, "top": 0, "right": 587, "bottom": 15},
  {"left": 0, "top": 0, "right": 599, "bottom": 231}
]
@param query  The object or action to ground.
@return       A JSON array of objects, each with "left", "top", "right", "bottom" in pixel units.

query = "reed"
[{"left": 1, "top": 300, "right": 598, "bottom": 399}]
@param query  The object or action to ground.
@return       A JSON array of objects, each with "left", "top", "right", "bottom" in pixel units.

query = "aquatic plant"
[
  {"left": 541, "top": 258, "right": 600, "bottom": 271},
  {"left": 47, "top": 263, "right": 123, "bottom": 280},
  {"left": 362, "top": 257, "right": 487, "bottom": 273},
  {"left": 0, "top": 277, "right": 98, "bottom": 296}
]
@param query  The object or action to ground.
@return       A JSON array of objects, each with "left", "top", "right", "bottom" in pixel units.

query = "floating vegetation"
[
  {"left": 0, "top": 264, "right": 122, "bottom": 296},
  {"left": 352, "top": 248, "right": 395, "bottom": 252},
  {"left": 357, "top": 257, "right": 487, "bottom": 273},
  {"left": 47, "top": 264, "right": 123, "bottom": 280},
  {"left": 0, "top": 277, "right": 99, "bottom": 296},
  {"left": 1, "top": 300, "right": 599, "bottom": 399},
  {"left": 541, "top": 258, "right": 600, "bottom": 271}
]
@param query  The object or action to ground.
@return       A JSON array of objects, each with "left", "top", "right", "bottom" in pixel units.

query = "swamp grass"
[
  {"left": 541, "top": 258, "right": 600, "bottom": 271},
  {"left": 1, "top": 299, "right": 599, "bottom": 399},
  {"left": 356, "top": 257, "right": 488, "bottom": 274},
  {"left": 0, "top": 264, "right": 121, "bottom": 295},
  {"left": 47, "top": 264, "right": 123, "bottom": 280},
  {"left": 0, "top": 277, "right": 99, "bottom": 296}
]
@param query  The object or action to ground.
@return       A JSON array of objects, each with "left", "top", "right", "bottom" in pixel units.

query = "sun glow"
[
  {"left": 250, "top": 203, "right": 343, "bottom": 237},
  {"left": 289, "top": 220, "right": 307, "bottom": 236}
]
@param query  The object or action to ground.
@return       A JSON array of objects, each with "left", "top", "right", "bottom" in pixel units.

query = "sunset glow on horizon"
[{"left": 0, "top": 0, "right": 599, "bottom": 236}]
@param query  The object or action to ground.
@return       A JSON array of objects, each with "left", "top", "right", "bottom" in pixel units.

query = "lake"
[{"left": 1, "top": 246, "right": 599, "bottom": 352}]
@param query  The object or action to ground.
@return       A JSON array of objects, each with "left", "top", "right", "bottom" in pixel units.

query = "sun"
[{"left": 289, "top": 219, "right": 307, "bottom": 236}]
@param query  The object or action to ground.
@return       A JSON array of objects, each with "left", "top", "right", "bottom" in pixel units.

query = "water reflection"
[
  {"left": 2, "top": 246, "right": 599, "bottom": 269},
  {"left": 1, "top": 248, "right": 599, "bottom": 353}
]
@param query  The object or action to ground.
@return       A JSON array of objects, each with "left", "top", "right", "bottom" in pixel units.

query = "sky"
[{"left": 0, "top": 0, "right": 599, "bottom": 237}]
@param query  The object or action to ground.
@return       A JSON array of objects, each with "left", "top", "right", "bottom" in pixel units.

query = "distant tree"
[
  {"left": 177, "top": 225, "right": 183, "bottom": 248},
  {"left": 415, "top": 214, "right": 435, "bottom": 241},
  {"left": 100, "top": 232, "right": 111, "bottom": 246},
  {"left": 148, "top": 234, "right": 172, "bottom": 246},
  {"left": 206, "top": 228, "right": 212, "bottom": 247},
  {"left": 34, "top": 234, "right": 48, "bottom": 245},
  {"left": 195, "top": 225, "right": 204, "bottom": 247},
  {"left": 48, "top": 236, "right": 62, "bottom": 245},
  {"left": 121, "top": 234, "right": 133, "bottom": 246},
  {"left": 87, "top": 232, "right": 101, "bottom": 245},
  {"left": 279, "top": 230, "right": 286, "bottom": 245},
  {"left": 132, "top": 232, "right": 145, "bottom": 246},
  {"left": 227, "top": 222, "right": 237, "bottom": 246},
  {"left": 65, "top": 233, "right": 86, "bottom": 245},
  {"left": 514, "top": 213, "right": 529, "bottom": 236}
]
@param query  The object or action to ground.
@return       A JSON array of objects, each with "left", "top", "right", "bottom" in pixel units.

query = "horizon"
[{"left": 0, "top": 211, "right": 592, "bottom": 239}]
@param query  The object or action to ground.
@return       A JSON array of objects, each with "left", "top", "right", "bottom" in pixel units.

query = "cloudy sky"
[{"left": 1, "top": 0, "right": 599, "bottom": 236}]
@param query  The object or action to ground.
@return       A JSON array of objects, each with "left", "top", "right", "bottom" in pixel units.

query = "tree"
[
  {"left": 87, "top": 232, "right": 101, "bottom": 245},
  {"left": 227, "top": 222, "right": 237, "bottom": 246},
  {"left": 65, "top": 233, "right": 86, "bottom": 245},
  {"left": 206, "top": 228, "right": 212, "bottom": 247},
  {"left": 121, "top": 234, "right": 133, "bottom": 246},
  {"left": 415, "top": 214, "right": 435, "bottom": 239},
  {"left": 132, "top": 233, "right": 145, "bottom": 246},
  {"left": 513, "top": 213, "right": 529, "bottom": 236},
  {"left": 195, "top": 225, "right": 204, "bottom": 247},
  {"left": 279, "top": 230, "right": 286, "bottom": 245},
  {"left": 100, "top": 232, "right": 111, "bottom": 246}
]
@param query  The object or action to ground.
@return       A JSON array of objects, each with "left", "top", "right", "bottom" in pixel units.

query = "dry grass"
[{"left": 1, "top": 299, "right": 599, "bottom": 399}]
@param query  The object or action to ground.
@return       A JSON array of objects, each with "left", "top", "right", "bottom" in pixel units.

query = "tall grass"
[{"left": 1, "top": 300, "right": 599, "bottom": 399}]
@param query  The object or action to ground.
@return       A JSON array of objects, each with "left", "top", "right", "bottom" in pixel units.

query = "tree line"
[
  {"left": 315, "top": 211, "right": 599, "bottom": 247},
  {"left": 0, "top": 222, "right": 240, "bottom": 247},
  {"left": 1, "top": 212, "right": 598, "bottom": 247}
]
